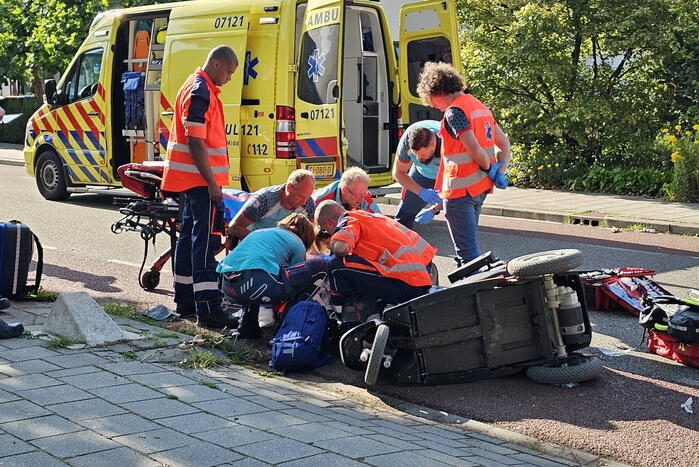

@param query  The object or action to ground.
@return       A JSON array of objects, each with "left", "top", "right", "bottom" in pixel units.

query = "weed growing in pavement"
[
  {"left": 166, "top": 395, "right": 179, "bottom": 400},
  {"left": 21, "top": 331, "right": 47, "bottom": 339},
  {"left": 27, "top": 288, "right": 58, "bottom": 301},
  {"left": 258, "top": 370, "right": 283, "bottom": 377},
  {"left": 180, "top": 350, "right": 220, "bottom": 369},
  {"left": 121, "top": 351, "right": 137, "bottom": 359},
  {"left": 103, "top": 302, "right": 158, "bottom": 326},
  {"left": 201, "top": 381, "right": 220, "bottom": 390},
  {"left": 46, "top": 336, "right": 83, "bottom": 349},
  {"left": 227, "top": 345, "right": 257, "bottom": 365},
  {"left": 152, "top": 338, "right": 169, "bottom": 348},
  {"left": 623, "top": 223, "right": 651, "bottom": 232},
  {"left": 154, "top": 332, "right": 180, "bottom": 339}
]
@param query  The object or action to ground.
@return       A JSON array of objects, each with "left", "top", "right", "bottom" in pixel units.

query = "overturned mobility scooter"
[{"left": 340, "top": 249, "right": 603, "bottom": 386}]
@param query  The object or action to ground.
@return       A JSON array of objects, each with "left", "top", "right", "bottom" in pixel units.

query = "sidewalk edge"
[{"left": 0, "top": 157, "right": 24, "bottom": 167}]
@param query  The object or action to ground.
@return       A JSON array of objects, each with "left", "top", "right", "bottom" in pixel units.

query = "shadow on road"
[{"left": 43, "top": 263, "right": 122, "bottom": 293}]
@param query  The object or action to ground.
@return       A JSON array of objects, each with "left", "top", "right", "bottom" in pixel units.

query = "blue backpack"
[{"left": 270, "top": 301, "right": 334, "bottom": 372}]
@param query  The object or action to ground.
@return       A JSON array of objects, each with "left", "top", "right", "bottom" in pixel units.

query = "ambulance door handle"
[
  {"left": 161, "top": 111, "right": 174, "bottom": 116},
  {"left": 300, "top": 112, "right": 309, "bottom": 119},
  {"left": 87, "top": 112, "right": 99, "bottom": 116},
  {"left": 356, "top": 63, "right": 362, "bottom": 103}
]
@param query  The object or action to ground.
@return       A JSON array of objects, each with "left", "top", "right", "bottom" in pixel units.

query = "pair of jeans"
[
  {"left": 327, "top": 255, "right": 430, "bottom": 306},
  {"left": 443, "top": 191, "right": 488, "bottom": 264},
  {"left": 395, "top": 166, "right": 437, "bottom": 229},
  {"left": 173, "top": 186, "right": 223, "bottom": 317}
]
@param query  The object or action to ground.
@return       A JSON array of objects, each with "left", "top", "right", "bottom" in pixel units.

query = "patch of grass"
[
  {"left": 166, "top": 394, "right": 179, "bottom": 400},
  {"left": 201, "top": 381, "right": 220, "bottom": 390},
  {"left": 46, "top": 336, "right": 82, "bottom": 349},
  {"left": 180, "top": 350, "right": 220, "bottom": 369},
  {"left": 152, "top": 338, "right": 169, "bottom": 348},
  {"left": 103, "top": 302, "right": 158, "bottom": 325},
  {"left": 21, "top": 331, "right": 46, "bottom": 339},
  {"left": 227, "top": 345, "right": 257, "bottom": 365},
  {"left": 258, "top": 370, "right": 283, "bottom": 378},
  {"left": 154, "top": 332, "right": 180, "bottom": 339},
  {"left": 121, "top": 350, "right": 137, "bottom": 359},
  {"left": 623, "top": 223, "right": 651, "bottom": 232},
  {"left": 27, "top": 288, "right": 58, "bottom": 301}
]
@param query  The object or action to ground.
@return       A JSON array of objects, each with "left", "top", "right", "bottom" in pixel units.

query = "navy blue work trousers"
[{"left": 394, "top": 166, "right": 437, "bottom": 230}]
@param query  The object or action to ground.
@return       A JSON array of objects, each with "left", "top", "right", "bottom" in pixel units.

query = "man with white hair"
[{"left": 312, "top": 167, "right": 380, "bottom": 213}]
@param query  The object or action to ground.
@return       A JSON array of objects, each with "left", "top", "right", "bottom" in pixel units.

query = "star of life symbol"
[
  {"left": 307, "top": 48, "right": 326, "bottom": 83},
  {"left": 244, "top": 51, "right": 259, "bottom": 85},
  {"left": 485, "top": 121, "right": 493, "bottom": 140}
]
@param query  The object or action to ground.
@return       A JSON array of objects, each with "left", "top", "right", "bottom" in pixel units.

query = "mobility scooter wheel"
[
  {"left": 140, "top": 270, "right": 161, "bottom": 290},
  {"left": 507, "top": 249, "right": 583, "bottom": 277},
  {"left": 364, "top": 324, "right": 390, "bottom": 386},
  {"left": 525, "top": 353, "right": 603, "bottom": 385}
]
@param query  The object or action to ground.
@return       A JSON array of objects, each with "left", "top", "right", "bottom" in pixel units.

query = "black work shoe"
[
  {"left": 196, "top": 312, "right": 239, "bottom": 329},
  {"left": 0, "top": 319, "right": 24, "bottom": 339},
  {"left": 0, "top": 297, "right": 10, "bottom": 310},
  {"left": 231, "top": 305, "right": 262, "bottom": 339},
  {"left": 231, "top": 325, "right": 263, "bottom": 339},
  {"left": 175, "top": 302, "right": 196, "bottom": 318}
]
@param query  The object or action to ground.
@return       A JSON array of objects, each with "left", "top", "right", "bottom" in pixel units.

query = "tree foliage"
[{"left": 456, "top": 0, "right": 699, "bottom": 191}]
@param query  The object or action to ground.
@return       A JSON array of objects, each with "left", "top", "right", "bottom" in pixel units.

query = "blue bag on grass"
[{"left": 269, "top": 300, "right": 334, "bottom": 372}]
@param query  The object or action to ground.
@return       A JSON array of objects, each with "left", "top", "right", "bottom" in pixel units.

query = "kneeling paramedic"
[
  {"left": 314, "top": 200, "right": 437, "bottom": 307},
  {"left": 160, "top": 46, "right": 238, "bottom": 328},
  {"left": 218, "top": 213, "right": 328, "bottom": 339},
  {"left": 312, "top": 167, "right": 380, "bottom": 213}
]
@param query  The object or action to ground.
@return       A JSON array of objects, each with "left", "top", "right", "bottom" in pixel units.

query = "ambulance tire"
[
  {"left": 36, "top": 150, "right": 71, "bottom": 201},
  {"left": 506, "top": 249, "right": 583, "bottom": 278}
]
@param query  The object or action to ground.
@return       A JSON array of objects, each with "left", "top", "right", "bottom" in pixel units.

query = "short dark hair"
[
  {"left": 207, "top": 45, "right": 238, "bottom": 67},
  {"left": 408, "top": 127, "right": 435, "bottom": 151}
]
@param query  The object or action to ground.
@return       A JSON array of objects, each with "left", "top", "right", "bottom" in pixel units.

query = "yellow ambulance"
[{"left": 24, "top": 0, "right": 461, "bottom": 200}]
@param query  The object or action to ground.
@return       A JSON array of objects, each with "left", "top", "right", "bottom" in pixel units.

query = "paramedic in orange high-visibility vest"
[
  {"left": 315, "top": 200, "right": 436, "bottom": 307},
  {"left": 160, "top": 45, "right": 238, "bottom": 329},
  {"left": 416, "top": 62, "right": 511, "bottom": 266}
]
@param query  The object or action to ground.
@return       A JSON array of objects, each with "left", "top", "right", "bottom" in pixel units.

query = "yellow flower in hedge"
[
  {"left": 661, "top": 128, "right": 670, "bottom": 133},
  {"left": 686, "top": 131, "right": 693, "bottom": 136},
  {"left": 675, "top": 125, "right": 682, "bottom": 131},
  {"left": 511, "top": 178, "right": 517, "bottom": 183},
  {"left": 537, "top": 165, "right": 544, "bottom": 170},
  {"left": 694, "top": 140, "right": 699, "bottom": 145},
  {"left": 693, "top": 124, "right": 699, "bottom": 131},
  {"left": 513, "top": 156, "right": 520, "bottom": 162},
  {"left": 546, "top": 164, "right": 552, "bottom": 168},
  {"left": 530, "top": 148, "right": 537, "bottom": 154},
  {"left": 527, "top": 169, "right": 533, "bottom": 173},
  {"left": 555, "top": 163, "right": 560, "bottom": 167},
  {"left": 665, "top": 134, "right": 677, "bottom": 143},
  {"left": 671, "top": 152, "right": 684, "bottom": 163}
]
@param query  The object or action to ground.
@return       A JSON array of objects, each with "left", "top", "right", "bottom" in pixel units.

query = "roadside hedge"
[{"left": 0, "top": 96, "right": 39, "bottom": 144}]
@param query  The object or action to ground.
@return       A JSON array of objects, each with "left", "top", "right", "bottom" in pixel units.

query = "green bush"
[
  {"left": 662, "top": 124, "right": 699, "bottom": 201},
  {"left": 566, "top": 167, "right": 670, "bottom": 197},
  {"left": 0, "top": 96, "right": 39, "bottom": 144}
]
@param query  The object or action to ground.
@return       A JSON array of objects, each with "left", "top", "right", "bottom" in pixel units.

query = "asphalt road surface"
[{"left": 2, "top": 165, "right": 698, "bottom": 466}]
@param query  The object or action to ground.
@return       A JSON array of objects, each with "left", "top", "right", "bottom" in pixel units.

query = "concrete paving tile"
[
  {"left": 509, "top": 453, "right": 569, "bottom": 466},
  {"left": 313, "top": 436, "right": 402, "bottom": 459},
  {"left": 461, "top": 455, "right": 511, "bottom": 467},
  {"left": 0, "top": 337, "right": 48, "bottom": 350},
  {"left": 413, "top": 439, "right": 473, "bottom": 458},
  {"left": 0, "top": 450, "right": 67, "bottom": 466},
  {"left": 44, "top": 366, "right": 102, "bottom": 378},
  {"left": 127, "top": 371, "right": 197, "bottom": 388},
  {"left": 226, "top": 458, "right": 271, "bottom": 467},
  {"left": 365, "top": 434, "right": 422, "bottom": 451},
  {"left": 416, "top": 423, "right": 469, "bottom": 439},
  {"left": 0, "top": 373, "right": 62, "bottom": 392},
  {"left": 193, "top": 425, "right": 278, "bottom": 448},
  {"left": 417, "top": 449, "right": 479, "bottom": 466},
  {"left": 0, "top": 359, "right": 62, "bottom": 376},
  {"left": 241, "top": 387, "right": 296, "bottom": 402},
  {"left": 158, "top": 384, "right": 230, "bottom": 403},
  {"left": 214, "top": 383, "right": 256, "bottom": 397},
  {"left": 57, "top": 371, "right": 130, "bottom": 390},
  {"left": 279, "top": 453, "right": 366, "bottom": 467},
  {"left": 240, "top": 395, "right": 293, "bottom": 410},
  {"left": 22, "top": 384, "right": 93, "bottom": 406},
  {"left": 47, "top": 398, "right": 127, "bottom": 421},
  {"left": 155, "top": 412, "right": 235, "bottom": 434},
  {"left": 122, "top": 398, "right": 199, "bottom": 419},
  {"left": 234, "top": 437, "right": 323, "bottom": 464},
  {"left": 1, "top": 415, "right": 82, "bottom": 440},
  {"left": 78, "top": 414, "right": 162, "bottom": 437},
  {"left": 66, "top": 446, "right": 160, "bottom": 467},
  {"left": 278, "top": 408, "right": 332, "bottom": 423},
  {"left": 98, "top": 361, "right": 162, "bottom": 376},
  {"left": 416, "top": 432, "right": 473, "bottom": 448},
  {"left": 0, "top": 433, "right": 35, "bottom": 457},
  {"left": 321, "top": 421, "right": 377, "bottom": 436},
  {"left": 0, "top": 388, "right": 20, "bottom": 404},
  {"left": 463, "top": 432, "right": 507, "bottom": 445},
  {"left": 268, "top": 423, "right": 354, "bottom": 443},
  {"left": 112, "top": 428, "right": 199, "bottom": 454},
  {"left": 32, "top": 430, "right": 119, "bottom": 458},
  {"left": 233, "top": 411, "right": 309, "bottom": 430},
  {"left": 88, "top": 383, "right": 163, "bottom": 404},
  {"left": 193, "top": 397, "right": 267, "bottom": 418},
  {"left": 48, "top": 353, "right": 112, "bottom": 369},
  {"left": 465, "top": 439, "right": 520, "bottom": 455},
  {"left": 0, "top": 400, "right": 51, "bottom": 423},
  {"left": 365, "top": 450, "right": 464, "bottom": 467},
  {"left": 150, "top": 443, "right": 243, "bottom": 466},
  {"left": 461, "top": 448, "right": 522, "bottom": 465}
]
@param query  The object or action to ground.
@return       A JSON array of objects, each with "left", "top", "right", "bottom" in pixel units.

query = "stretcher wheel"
[
  {"left": 364, "top": 324, "right": 389, "bottom": 386},
  {"left": 140, "top": 270, "right": 160, "bottom": 290},
  {"left": 507, "top": 249, "right": 583, "bottom": 277},
  {"left": 525, "top": 353, "right": 603, "bottom": 385}
]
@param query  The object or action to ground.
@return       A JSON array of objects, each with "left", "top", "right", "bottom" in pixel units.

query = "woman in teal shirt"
[{"left": 218, "top": 213, "right": 327, "bottom": 338}]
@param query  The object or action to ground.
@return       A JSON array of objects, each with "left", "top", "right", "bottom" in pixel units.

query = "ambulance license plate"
[{"left": 305, "top": 163, "right": 336, "bottom": 178}]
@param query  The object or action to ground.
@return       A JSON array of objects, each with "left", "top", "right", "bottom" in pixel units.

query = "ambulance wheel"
[
  {"left": 364, "top": 324, "right": 389, "bottom": 386},
  {"left": 36, "top": 150, "right": 70, "bottom": 201},
  {"left": 507, "top": 249, "right": 583, "bottom": 277},
  {"left": 140, "top": 270, "right": 160, "bottom": 290},
  {"left": 525, "top": 353, "right": 603, "bottom": 385}
]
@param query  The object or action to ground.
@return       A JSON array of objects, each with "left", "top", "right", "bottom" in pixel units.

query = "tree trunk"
[{"left": 31, "top": 70, "right": 43, "bottom": 108}]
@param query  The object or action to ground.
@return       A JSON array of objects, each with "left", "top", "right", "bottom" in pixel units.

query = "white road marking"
[
  {"left": 43, "top": 245, "right": 58, "bottom": 250},
  {"left": 108, "top": 259, "right": 171, "bottom": 273}
]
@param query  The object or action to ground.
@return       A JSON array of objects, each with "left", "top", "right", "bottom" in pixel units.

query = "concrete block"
[
  {"left": 0, "top": 450, "right": 66, "bottom": 467},
  {"left": 235, "top": 437, "right": 324, "bottom": 464},
  {"left": 42, "top": 293, "right": 140, "bottom": 346},
  {"left": 31, "top": 430, "right": 119, "bottom": 458},
  {"left": 1, "top": 414, "right": 82, "bottom": 440},
  {"left": 313, "top": 436, "right": 401, "bottom": 459}
]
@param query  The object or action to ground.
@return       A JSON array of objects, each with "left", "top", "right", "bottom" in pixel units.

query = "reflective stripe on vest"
[{"left": 436, "top": 94, "right": 496, "bottom": 199}]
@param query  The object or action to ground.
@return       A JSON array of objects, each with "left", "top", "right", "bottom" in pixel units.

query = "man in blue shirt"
[
  {"left": 312, "top": 167, "right": 380, "bottom": 214},
  {"left": 392, "top": 120, "right": 442, "bottom": 228}
]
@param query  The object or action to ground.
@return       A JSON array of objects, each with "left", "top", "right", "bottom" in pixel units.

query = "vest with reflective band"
[
  {"left": 435, "top": 94, "right": 495, "bottom": 199},
  {"left": 332, "top": 211, "right": 436, "bottom": 287},
  {"left": 161, "top": 70, "right": 229, "bottom": 192}
]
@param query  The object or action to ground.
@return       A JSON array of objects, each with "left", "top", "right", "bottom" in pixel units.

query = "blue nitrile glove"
[
  {"left": 418, "top": 188, "right": 442, "bottom": 205},
  {"left": 495, "top": 172, "right": 508, "bottom": 189},
  {"left": 487, "top": 162, "right": 505, "bottom": 181},
  {"left": 415, "top": 207, "right": 436, "bottom": 224}
]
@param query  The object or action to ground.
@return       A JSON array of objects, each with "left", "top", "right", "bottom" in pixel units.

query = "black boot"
[
  {"left": 175, "top": 302, "right": 196, "bottom": 319},
  {"left": 233, "top": 304, "right": 262, "bottom": 339},
  {"left": 0, "top": 319, "right": 24, "bottom": 339},
  {"left": 0, "top": 297, "right": 10, "bottom": 310},
  {"left": 196, "top": 311, "right": 239, "bottom": 330}
]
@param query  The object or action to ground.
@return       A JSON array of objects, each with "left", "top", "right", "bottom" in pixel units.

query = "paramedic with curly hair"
[
  {"left": 416, "top": 62, "right": 511, "bottom": 265},
  {"left": 160, "top": 45, "right": 238, "bottom": 328}
]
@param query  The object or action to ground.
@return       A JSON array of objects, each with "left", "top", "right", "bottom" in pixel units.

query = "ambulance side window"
[
  {"left": 406, "top": 37, "right": 452, "bottom": 97},
  {"left": 298, "top": 24, "right": 339, "bottom": 105},
  {"left": 64, "top": 48, "right": 104, "bottom": 104}
]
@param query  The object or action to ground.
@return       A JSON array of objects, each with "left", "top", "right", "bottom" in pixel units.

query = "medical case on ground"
[
  {"left": 647, "top": 329, "right": 699, "bottom": 368},
  {"left": 0, "top": 221, "right": 43, "bottom": 299}
]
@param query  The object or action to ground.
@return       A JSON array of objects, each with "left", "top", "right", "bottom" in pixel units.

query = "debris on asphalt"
[
  {"left": 145, "top": 304, "right": 179, "bottom": 321},
  {"left": 66, "top": 343, "right": 86, "bottom": 350},
  {"left": 642, "top": 228, "right": 657, "bottom": 234},
  {"left": 559, "top": 382, "right": 578, "bottom": 388},
  {"left": 681, "top": 397, "right": 693, "bottom": 414},
  {"left": 610, "top": 227, "right": 622, "bottom": 233},
  {"left": 177, "top": 334, "right": 208, "bottom": 350},
  {"left": 599, "top": 348, "right": 633, "bottom": 357}
]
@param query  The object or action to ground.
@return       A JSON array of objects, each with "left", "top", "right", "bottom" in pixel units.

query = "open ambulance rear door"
[
  {"left": 294, "top": 0, "right": 345, "bottom": 182},
  {"left": 160, "top": 1, "right": 250, "bottom": 189},
  {"left": 398, "top": 0, "right": 462, "bottom": 125}
]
